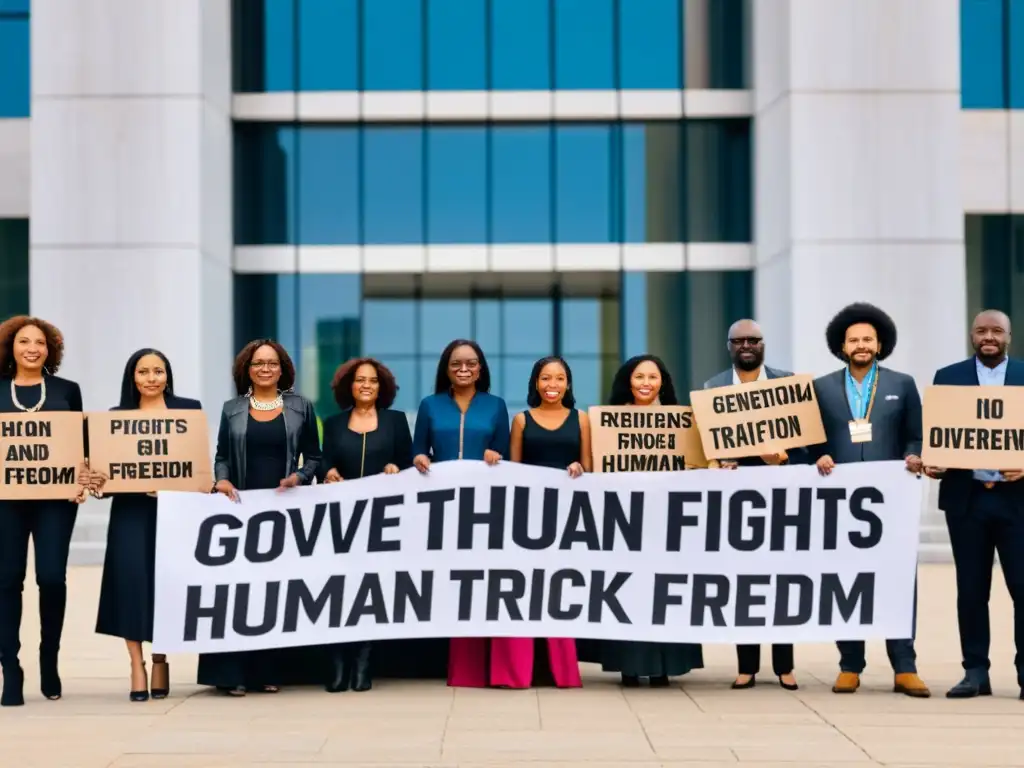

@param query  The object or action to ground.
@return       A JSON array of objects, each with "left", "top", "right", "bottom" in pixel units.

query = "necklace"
[
  {"left": 11, "top": 377, "right": 46, "bottom": 413},
  {"left": 249, "top": 391, "right": 283, "bottom": 411}
]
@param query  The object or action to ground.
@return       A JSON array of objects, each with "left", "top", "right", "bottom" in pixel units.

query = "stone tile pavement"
[{"left": 3, "top": 563, "right": 1024, "bottom": 767}]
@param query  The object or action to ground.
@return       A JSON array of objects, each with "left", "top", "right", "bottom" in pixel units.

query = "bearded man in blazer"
[
  {"left": 925, "top": 309, "right": 1024, "bottom": 700},
  {"left": 808, "top": 302, "right": 930, "bottom": 698},
  {"left": 703, "top": 318, "right": 801, "bottom": 692}
]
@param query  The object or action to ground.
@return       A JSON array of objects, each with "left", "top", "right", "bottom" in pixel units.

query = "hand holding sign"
[
  {"left": 324, "top": 468, "right": 343, "bottom": 483},
  {"left": 483, "top": 450, "right": 502, "bottom": 466},
  {"left": 1002, "top": 469, "right": 1024, "bottom": 482},
  {"left": 277, "top": 473, "right": 300, "bottom": 492},
  {"left": 214, "top": 479, "right": 239, "bottom": 502}
]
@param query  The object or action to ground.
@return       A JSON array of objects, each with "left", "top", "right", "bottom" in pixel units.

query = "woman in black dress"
[
  {"left": 318, "top": 357, "right": 412, "bottom": 693},
  {"left": 92, "top": 348, "right": 202, "bottom": 701},
  {"left": 199, "top": 338, "right": 322, "bottom": 696},
  {"left": 597, "top": 355, "right": 704, "bottom": 687},
  {"left": 506, "top": 356, "right": 590, "bottom": 688},
  {"left": 0, "top": 316, "right": 90, "bottom": 706}
]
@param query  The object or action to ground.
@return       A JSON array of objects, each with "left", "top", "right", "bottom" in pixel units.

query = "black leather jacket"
[{"left": 213, "top": 392, "right": 321, "bottom": 490}]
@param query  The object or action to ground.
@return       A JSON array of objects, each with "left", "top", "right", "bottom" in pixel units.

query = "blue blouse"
[{"left": 412, "top": 392, "right": 511, "bottom": 462}]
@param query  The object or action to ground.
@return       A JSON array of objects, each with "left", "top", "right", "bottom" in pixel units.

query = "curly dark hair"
[
  {"left": 526, "top": 356, "right": 576, "bottom": 408},
  {"left": 331, "top": 357, "right": 399, "bottom": 410},
  {"left": 607, "top": 354, "right": 679, "bottom": 406},
  {"left": 825, "top": 302, "right": 897, "bottom": 361},
  {"left": 231, "top": 338, "right": 296, "bottom": 396},
  {"left": 434, "top": 339, "right": 491, "bottom": 395},
  {"left": 0, "top": 315, "right": 65, "bottom": 377},
  {"left": 119, "top": 348, "right": 174, "bottom": 408}
]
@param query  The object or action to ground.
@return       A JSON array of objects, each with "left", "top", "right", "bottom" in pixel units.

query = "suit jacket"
[
  {"left": 808, "top": 366, "right": 922, "bottom": 465},
  {"left": 318, "top": 407, "right": 413, "bottom": 482},
  {"left": 932, "top": 356, "right": 1024, "bottom": 513},
  {"left": 0, "top": 374, "right": 82, "bottom": 414},
  {"left": 702, "top": 365, "right": 808, "bottom": 466},
  {"left": 214, "top": 392, "right": 321, "bottom": 490}
]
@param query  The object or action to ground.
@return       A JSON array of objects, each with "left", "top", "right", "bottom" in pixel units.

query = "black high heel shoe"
[
  {"left": 649, "top": 675, "right": 670, "bottom": 687},
  {"left": 40, "top": 651, "right": 62, "bottom": 700},
  {"left": 778, "top": 675, "right": 799, "bottom": 691},
  {"left": 621, "top": 674, "right": 640, "bottom": 687},
  {"left": 130, "top": 661, "right": 149, "bottom": 702},
  {"left": 1, "top": 663, "right": 25, "bottom": 707},
  {"left": 151, "top": 660, "right": 170, "bottom": 700},
  {"left": 731, "top": 675, "right": 756, "bottom": 689},
  {"left": 325, "top": 648, "right": 350, "bottom": 693}
]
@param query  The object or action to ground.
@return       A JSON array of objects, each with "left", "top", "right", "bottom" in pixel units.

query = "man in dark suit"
[
  {"left": 704, "top": 318, "right": 800, "bottom": 691},
  {"left": 925, "top": 309, "right": 1024, "bottom": 699},
  {"left": 810, "top": 302, "right": 930, "bottom": 698}
]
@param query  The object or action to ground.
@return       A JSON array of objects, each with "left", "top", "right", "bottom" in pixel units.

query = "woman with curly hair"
[
  {"left": 0, "top": 315, "right": 91, "bottom": 707},
  {"left": 197, "top": 338, "right": 322, "bottom": 697},
  {"left": 595, "top": 354, "right": 704, "bottom": 688},
  {"left": 91, "top": 348, "right": 202, "bottom": 702},
  {"left": 318, "top": 357, "right": 412, "bottom": 693}
]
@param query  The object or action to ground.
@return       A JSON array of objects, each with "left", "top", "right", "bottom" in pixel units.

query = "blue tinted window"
[
  {"left": 622, "top": 124, "right": 684, "bottom": 242},
  {"left": 491, "top": 0, "right": 551, "bottom": 89},
  {"left": 234, "top": 125, "right": 297, "bottom": 245},
  {"left": 427, "top": 128, "right": 487, "bottom": 243},
  {"left": 420, "top": 300, "right": 472, "bottom": 354},
  {"left": 502, "top": 300, "right": 552, "bottom": 355},
  {"left": 0, "top": 18, "right": 29, "bottom": 117},
  {"left": 502, "top": 356, "right": 536, "bottom": 414},
  {"left": 295, "top": 275, "right": 361, "bottom": 410},
  {"left": 427, "top": 0, "right": 486, "bottom": 90},
  {"left": 491, "top": 126, "right": 553, "bottom": 242},
  {"left": 362, "top": 128, "right": 424, "bottom": 244},
  {"left": 560, "top": 299, "right": 601, "bottom": 355},
  {"left": 555, "top": 125, "right": 614, "bottom": 243},
  {"left": 619, "top": 0, "right": 682, "bottom": 89},
  {"left": 553, "top": 0, "right": 614, "bottom": 89},
  {"left": 562, "top": 356, "right": 602, "bottom": 410},
  {"left": 684, "top": 119, "right": 751, "bottom": 242},
  {"left": 0, "top": 1, "right": 29, "bottom": 12},
  {"left": 298, "top": 0, "right": 358, "bottom": 90},
  {"left": 621, "top": 273, "right": 648, "bottom": 359},
  {"left": 389, "top": 358, "right": 421, "bottom": 411},
  {"left": 233, "top": 0, "right": 296, "bottom": 92},
  {"left": 0, "top": 219, "right": 29, "bottom": 318},
  {"left": 1010, "top": 0, "right": 1024, "bottom": 108},
  {"left": 363, "top": 0, "right": 423, "bottom": 90},
  {"left": 474, "top": 299, "right": 501, "bottom": 356},
  {"left": 297, "top": 127, "right": 360, "bottom": 244},
  {"left": 363, "top": 300, "right": 417, "bottom": 355},
  {"left": 961, "top": 0, "right": 1006, "bottom": 108}
]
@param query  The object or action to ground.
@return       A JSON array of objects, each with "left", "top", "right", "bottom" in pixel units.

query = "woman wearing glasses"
[{"left": 198, "top": 338, "right": 322, "bottom": 697}]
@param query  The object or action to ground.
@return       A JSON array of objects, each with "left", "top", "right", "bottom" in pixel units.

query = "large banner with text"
[{"left": 153, "top": 460, "right": 923, "bottom": 654}]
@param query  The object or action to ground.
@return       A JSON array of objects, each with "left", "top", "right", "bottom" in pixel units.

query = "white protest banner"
[{"left": 153, "top": 460, "right": 923, "bottom": 655}]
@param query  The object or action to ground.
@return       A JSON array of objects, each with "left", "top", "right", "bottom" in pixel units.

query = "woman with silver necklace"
[
  {"left": 0, "top": 316, "right": 91, "bottom": 707},
  {"left": 197, "top": 338, "right": 322, "bottom": 696}
]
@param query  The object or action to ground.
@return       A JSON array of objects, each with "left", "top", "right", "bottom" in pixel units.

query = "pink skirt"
[{"left": 447, "top": 637, "right": 582, "bottom": 688}]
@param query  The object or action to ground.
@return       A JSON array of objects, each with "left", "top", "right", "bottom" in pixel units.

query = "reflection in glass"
[
  {"left": 555, "top": 125, "right": 614, "bottom": 243},
  {"left": 553, "top": 0, "right": 615, "bottom": 89},
  {"left": 961, "top": 0, "right": 1006, "bottom": 108},
  {"left": 502, "top": 300, "right": 553, "bottom": 356},
  {"left": 362, "top": 300, "right": 417, "bottom": 356},
  {"left": 419, "top": 300, "right": 473, "bottom": 356},
  {"left": 621, "top": 124, "right": 684, "bottom": 242},
  {"left": 297, "top": 127, "right": 360, "bottom": 244},
  {"left": 231, "top": 0, "right": 296, "bottom": 92},
  {"left": 427, "top": 128, "right": 487, "bottom": 243},
  {"left": 965, "top": 215, "right": 1024, "bottom": 334},
  {"left": 618, "top": 0, "right": 682, "bottom": 89},
  {"left": 0, "top": 16, "right": 29, "bottom": 117},
  {"left": 298, "top": 0, "right": 358, "bottom": 91},
  {"left": 363, "top": 0, "right": 423, "bottom": 90},
  {"left": 684, "top": 0, "right": 748, "bottom": 89},
  {"left": 234, "top": 124, "right": 296, "bottom": 245},
  {"left": 491, "top": 126, "right": 553, "bottom": 243},
  {"left": 427, "top": 0, "right": 486, "bottom": 90},
  {"left": 1009, "top": 0, "right": 1024, "bottom": 108},
  {"left": 491, "top": 0, "right": 551, "bottom": 90},
  {"left": 363, "top": 128, "right": 425, "bottom": 243},
  {"left": 684, "top": 119, "right": 751, "bottom": 242},
  {"left": 0, "top": 219, "right": 29, "bottom": 317}
]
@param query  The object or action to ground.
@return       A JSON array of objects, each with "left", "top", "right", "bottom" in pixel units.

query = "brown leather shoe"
[
  {"left": 832, "top": 671, "right": 860, "bottom": 693},
  {"left": 893, "top": 673, "right": 931, "bottom": 698}
]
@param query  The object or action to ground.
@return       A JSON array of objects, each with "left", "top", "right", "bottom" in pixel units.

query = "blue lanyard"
[{"left": 845, "top": 363, "right": 877, "bottom": 420}]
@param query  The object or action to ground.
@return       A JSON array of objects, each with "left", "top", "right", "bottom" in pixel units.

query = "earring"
[{"left": 245, "top": 386, "right": 253, "bottom": 397}]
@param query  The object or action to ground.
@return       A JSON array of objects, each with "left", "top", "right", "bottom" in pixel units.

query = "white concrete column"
[
  {"left": 752, "top": 0, "right": 965, "bottom": 387},
  {"left": 29, "top": 0, "right": 234, "bottom": 561}
]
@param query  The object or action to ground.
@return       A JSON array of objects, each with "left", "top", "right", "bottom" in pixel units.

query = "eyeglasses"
[
  {"left": 449, "top": 359, "right": 480, "bottom": 371},
  {"left": 250, "top": 361, "right": 281, "bottom": 370},
  {"left": 728, "top": 337, "right": 764, "bottom": 348}
]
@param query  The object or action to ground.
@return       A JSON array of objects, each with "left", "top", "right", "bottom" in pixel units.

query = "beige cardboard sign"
[
  {"left": 589, "top": 405, "right": 706, "bottom": 473},
  {"left": 0, "top": 412, "right": 85, "bottom": 500},
  {"left": 688, "top": 374, "right": 827, "bottom": 460},
  {"left": 922, "top": 385, "right": 1024, "bottom": 470},
  {"left": 87, "top": 410, "right": 213, "bottom": 493}
]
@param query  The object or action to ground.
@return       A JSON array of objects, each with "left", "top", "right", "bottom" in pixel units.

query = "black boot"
[
  {"left": 38, "top": 584, "right": 67, "bottom": 700},
  {"left": 0, "top": 583, "right": 25, "bottom": 706},
  {"left": 325, "top": 646, "right": 350, "bottom": 693},
  {"left": 1, "top": 663, "right": 24, "bottom": 707},
  {"left": 350, "top": 643, "right": 372, "bottom": 692}
]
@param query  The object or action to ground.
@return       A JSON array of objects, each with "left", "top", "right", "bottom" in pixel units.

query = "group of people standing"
[{"left": 0, "top": 299, "right": 1021, "bottom": 707}]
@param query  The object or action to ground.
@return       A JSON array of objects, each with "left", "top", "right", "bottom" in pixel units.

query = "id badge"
[{"left": 848, "top": 419, "right": 873, "bottom": 444}]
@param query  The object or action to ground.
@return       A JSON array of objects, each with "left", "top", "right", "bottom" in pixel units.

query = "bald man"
[{"left": 926, "top": 309, "right": 1024, "bottom": 699}]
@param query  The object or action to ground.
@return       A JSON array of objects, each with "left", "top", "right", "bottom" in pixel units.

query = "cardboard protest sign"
[
  {"left": 922, "top": 385, "right": 1024, "bottom": 470},
  {"left": 588, "top": 405, "right": 706, "bottom": 472},
  {"left": 87, "top": 410, "right": 213, "bottom": 493},
  {"left": 689, "top": 374, "right": 827, "bottom": 460},
  {"left": 0, "top": 412, "right": 85, "bottom": 500}
]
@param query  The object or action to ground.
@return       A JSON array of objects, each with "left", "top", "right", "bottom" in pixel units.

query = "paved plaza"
[{"left": 2, "top": 563, "right": 1024, "bottom": 767}]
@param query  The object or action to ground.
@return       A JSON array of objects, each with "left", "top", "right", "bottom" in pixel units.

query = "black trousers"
[
  {"left": 0, "top": 500, "right": 78, "bottom": 666},
  {"left": 946, "top": 483, "right": 1024, "bottom": 686},
  {"left": 736, "top": 644, "right": 794, "bottom": 676}
]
